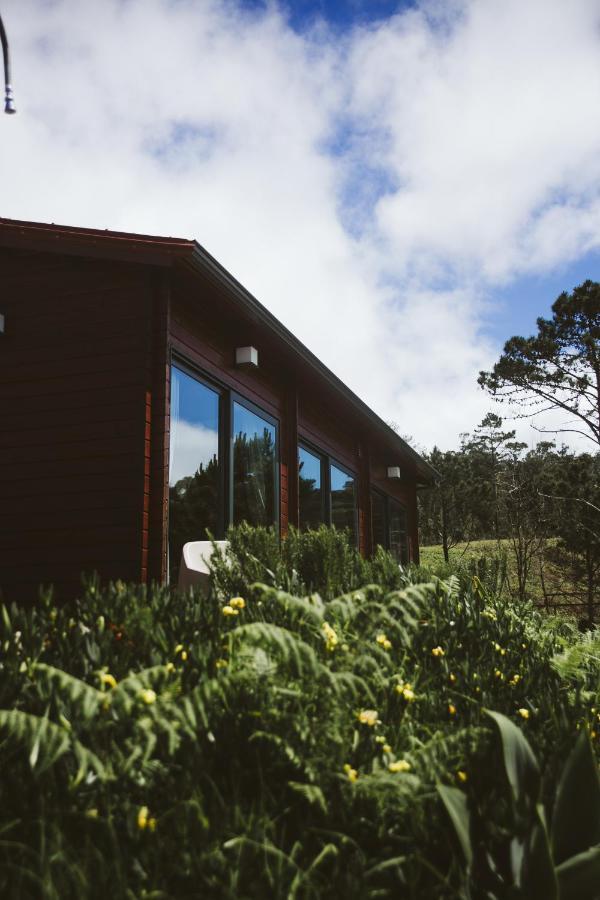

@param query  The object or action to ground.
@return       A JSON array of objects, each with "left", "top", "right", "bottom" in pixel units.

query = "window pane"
[
  {"left": 371, "top": 491, "right": 386, "bottom": 550},
  {"left": 389, "top": 502, "right": 408, "bottom": 564},
  {"left": 169, "top": 366, "right": 220, "bottom": 584},
  {"left": 330, "top": 463, "right": 356, "bottom": 544},
  {"left": 299, "top": 446, "right": 324, "bottom": 530},
  {"left": 232, "top": 402, "right": 277, "bottom": 527}
]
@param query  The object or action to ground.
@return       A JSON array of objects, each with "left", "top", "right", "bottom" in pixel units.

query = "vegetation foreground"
[{"left": 1, "top": 530, "right": 600, "bottom": 898}]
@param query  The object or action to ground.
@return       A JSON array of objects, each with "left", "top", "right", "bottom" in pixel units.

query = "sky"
[{"left": 2, "top": 0, "right": 600, "bottom": 452}]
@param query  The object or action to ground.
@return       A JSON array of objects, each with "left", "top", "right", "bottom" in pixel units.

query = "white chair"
[{"left": 178, "top": 540, "right": 229, "bottom": 593}]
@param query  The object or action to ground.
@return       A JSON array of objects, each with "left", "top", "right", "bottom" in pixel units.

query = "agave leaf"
[
  {"left": 437, "top": 784, "right": 472, "bottom": 868},
  {"left": 485, "top": 709, "right": 540, "bottom": 807},
  {"left": 555, "top": 845, "right": 600, "bottom": 900},
  {"left": 552, "top": 731, "right": 600, "bottom": 865}
]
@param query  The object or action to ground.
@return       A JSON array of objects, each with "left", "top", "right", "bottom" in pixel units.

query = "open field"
[{"left": 420, "top": 538, "right": 592, "bottom": 619}]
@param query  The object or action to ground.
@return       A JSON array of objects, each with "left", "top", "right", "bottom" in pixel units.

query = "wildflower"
[
  {"left": 449, "top": 673, "right": 457, "bottom": 684},
  {"left": 86, "top": 808, "right": 99, "bottom": 819},
  {"left": 230, "top": 597, "right": 245, "bottom": 609},
  {"left": 222, "top": 605, "right": 239, "bottom": 617},
  {"left": 509, "top": 674, "right": 520, "bottom": 686},
  {"left": 448, "top": 703, "right": 457, "bottom": 716},
  {"left": 395, "top": 682, "right": 415, "bottom": 702},
  {"left": 375, "top": 735, "right": 386, "bottom": 744},
  {"left": 180, "top": 650, "right": 188, "bottom": 661},
  {"left": 99, "top": 672, "right": 117, "bottom": 690},
  {"left": 517, "top": 708, "right": 530, "bottom": 720},
  {"left": 389, "top": 760, "right": 411, "bottom": 773},
  {"left": 322, "top": 622, "right": 338, "bottom": 652},
  {"left": 376, "top": 634, "right": 392, "bottom": 651},
  {"left": 137, "top": 806, "right": 153, "bottom": 830},
  {"left": 482, "top": 609, "right": 497, "bottom": 621},
  {"left": 383, "top": 743, "right": 392, "bottom": 754},
  {"left": 139, "top": 689, "right": 157, "bottom": 705},
  {"left": 521, "top": 643, "right": 527, "bottom": 650},
  {"left": 472, "top": 672, "right": 479, "bottom": 680},
  {"left": 358, "top": 709, "right": 379, "bottom": 727},
  {"left": 457, "top": 770, "right": 468, "bottom": 783},
  {"left": 431, "top": 646, "right": 445, "bottom": 657},
  {"left": 494, "top": 669, "right": 504, "bottom": 680},
  {"left": 166, "top": 662, "right": 175, "bottom": 673},
  {"left": 343, "top": 763, "right": 358, "bottom": 783},
  {"left": 215, "top": 658, "right": 228, "bottom": 669},
  {"left": 174, "top": 644, "right": 184, "bottom": 655}
]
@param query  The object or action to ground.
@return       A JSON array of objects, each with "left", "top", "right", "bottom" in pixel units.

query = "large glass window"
[
  {"left": 371, "top": 490, "right": 386, "bottom": 550},
  {"left": 389, "top": 501, "right": 409, "bottom": 564},
  {"left": 330, "top": 463, "right": 357, "bottom": 544},
  {"left": 232, "top": 401, "right": 277, "bottom": 528},
  {"left": 299, "top": 446, "right": 324, "bottom": 530},
  {"left": 370, "top": 491, "right": 409, "bottom": 564},
  {"left": 169, "top": 365, "right": 220, "bottom": 584}
]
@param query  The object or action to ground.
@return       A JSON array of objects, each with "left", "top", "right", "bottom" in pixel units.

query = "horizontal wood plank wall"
[{"left": 0, "top": 248, "right": 154, "bottom": 601}]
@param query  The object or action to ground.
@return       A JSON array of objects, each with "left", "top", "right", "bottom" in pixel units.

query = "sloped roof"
[{"left": 0, "top": 216, "right": 436, "bottom": 483}]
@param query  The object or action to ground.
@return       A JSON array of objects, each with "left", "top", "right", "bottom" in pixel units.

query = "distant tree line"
[{"left": 419, "top": 280, "right": 600, "bottom": 623}]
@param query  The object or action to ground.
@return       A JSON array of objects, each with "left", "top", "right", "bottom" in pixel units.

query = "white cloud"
[{"left": 2, "top": 0, "right": 600, "bottom": 450}]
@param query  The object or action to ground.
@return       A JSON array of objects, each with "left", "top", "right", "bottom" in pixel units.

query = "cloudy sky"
[{"left": 2, "top": 0, "right": 600, "bottom": 451}]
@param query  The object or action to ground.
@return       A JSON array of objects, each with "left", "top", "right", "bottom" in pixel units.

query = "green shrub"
[{"left": 0, "top": 530, "right": 598, "bottom": 898}]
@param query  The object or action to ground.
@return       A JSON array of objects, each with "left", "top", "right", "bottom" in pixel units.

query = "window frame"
[
  {"left": 297, "top": 439, "right": 359, "bottom": 545},
  {"left": 229, "top": 390, "right": 280, "bottom": 533},
  {"left": 169, "top": 354, "right": 280, "bottom": 539},
  {"left": 370, "top": 487, "right": 409, "bottom": 564}
]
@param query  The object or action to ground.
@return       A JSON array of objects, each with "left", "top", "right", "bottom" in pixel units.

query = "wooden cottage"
[{"left": 0, "top": 217, "right": 436, "bottom": 601}]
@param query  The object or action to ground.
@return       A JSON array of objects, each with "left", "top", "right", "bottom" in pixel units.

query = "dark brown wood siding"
[{"left": 0, "top": 248, "right": 155, "bottom": 601}]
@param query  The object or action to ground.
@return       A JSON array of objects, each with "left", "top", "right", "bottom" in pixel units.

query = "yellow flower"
[
  {"left": 395, "top": 682, "right": 415, "bottom": 702},
  {"left": 343, "top": 763, "right": 358, "bottom": 783},
  {"left": 509, "top": 674, "right": 520, "bottom": 686},
  {"left": 457, "top": 770, "right": 468, "bottom": 783},
  {"left": 389, "top": 760, "right": 411, "bottom": 773},
  {"left": 431, "top": 646, "right": 445, "bottom": 657},
  {"left": 358, "top": 709, "right": 379, "bottom": 727},
  {"left": 215, "top": 658, "right": 228, "bottom": 669},
  {"left": 222, "top": 605, "right": 239, "bottom": 617},
  {"left": 376, "top": 633, "right": 392, "bottom": 650},
  {"left": 517, "top": 708, "right": 530, "bottom": 720},
  {"left": 449, "top": 673, "right": 457, "bottom": 684},
  {"left": 493, "top": 642, "right": 506, "bottom": 655},
  {"left": 148, "top": 816, "right": 157, "bottom": 831},
  {"left": 180, "top": 650, "right": 188, "bottom": 661},
  {"left": 494, "top": 669, "right": 504, "bottom": 680},
  {"left": 137, "top": 806, "right": 150, "bottom": 830},
  {"left": 482, "top": 609, "right": 497, "bottom": 621},
  {"left": 375, "top": 735, "right": 386, "bottom": 744},
  {"left": 322, "top": 622, "right": 338, "bottom": 651},
  {"left": 99, "top": 672, "right": 117, "bottom": 690},
  {"left": 174, "top": 644, "right": 184, "bottom": 655},
  {"left": 139, "top": 689, "right": 157, "bottom": 705},
  {"left": 230, "top": 597, "right": 245, "bottom": 609},
  {"left": 383, "top": 639, "right": 392, "bottom": 650},
  {"left": 166, "top": 662, "right": 175, "bottom": 673},
  {"left": 383, "top": 743, "right": 392, "bottom": 754},
  {"left": 448, "top": 703, "right": 457, "bottom": 716}
]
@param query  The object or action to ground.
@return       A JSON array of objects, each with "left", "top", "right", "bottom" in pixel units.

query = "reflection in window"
[
  {"left": 371, "top": 491, "right": 386, "bottom": 550},
  {"left": 330, "top": 463, "right": 356, "bottom": 544},
  {"left": 169, "top": 366, "right": 220, "bottom": 584},
  {"left": 232, "top": 402, "right": 277, "bottom": 527},
  {"left": 389, "top": 501, "right": 409, "bottom": 564},
  {"left": 299, "top": 446, "right": 323, "bottom": 530}
]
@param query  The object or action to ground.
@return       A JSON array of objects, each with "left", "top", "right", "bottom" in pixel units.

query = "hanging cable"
[{"left": 0, "top": 12, "right": 16, "bottom": 114}]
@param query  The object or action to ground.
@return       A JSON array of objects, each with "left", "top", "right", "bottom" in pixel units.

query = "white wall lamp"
[
  {"left": 235, "top": 346, "right": 258, "bottom": 367},
  {"left": 387, "top": 466, "right": 402, "bottom": 480}
]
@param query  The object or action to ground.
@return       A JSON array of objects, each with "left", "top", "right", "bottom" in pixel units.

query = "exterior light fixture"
[
  {"left": 0, "top": 313, "right": 4, "bottom": 334},
  {"left": 235, "top": 346, "right": 258, "bottom": 367},
  {"left": 0, "top": 13, "right": 16, "bottom": 114},
  {"left": 387, "top": 466, "right": 401, "bottom": 479}
]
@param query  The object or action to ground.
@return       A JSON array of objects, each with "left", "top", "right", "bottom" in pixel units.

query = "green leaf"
[
  {"left": 520, "top": 804, "right": 558, "bottom": 900},
  {"left": 437, "top": 784, "right": 472, "bottom": 867},
  {"left": 552, "top": 731, "right": 600, "bottom": 865},
  {"left": 555, "top": 845, "right": 600, "bottom": 900},
  {"left": 485, "top": 709, "right": 540, "bottom": 806}
]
